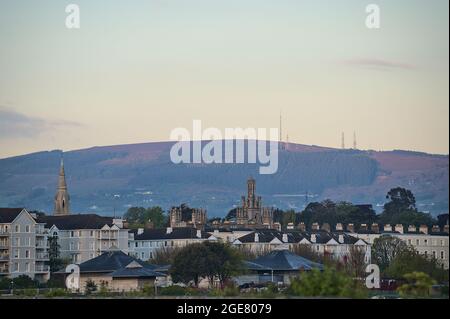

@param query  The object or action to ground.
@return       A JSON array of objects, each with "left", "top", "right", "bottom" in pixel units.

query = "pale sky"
[{"left": 0, "top": 0, "right": 448, "bottom": 158}]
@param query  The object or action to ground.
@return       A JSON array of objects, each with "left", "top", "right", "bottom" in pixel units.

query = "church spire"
[{"left": 54, "top": 155, "right": 70, "bottom": 216}]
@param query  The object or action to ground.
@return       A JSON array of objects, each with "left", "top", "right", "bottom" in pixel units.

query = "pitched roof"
[
  {"left": 36, "top": 214, "right": 117, "bottom": 230},
  {"left": 110, "top": 265, "right": 165, "bottom": 278},
  {"left": 247, "top": 250, "right": 324, "bottom": 271},
  {"left": 236, "top": 229, "right": 364, "bottom": 245},
  {"left": 79, "top": 250, "right": 148, "bottom": 273},
  {"left": 132, "top": 227, "right": 212, "bottom": 240},
  {"left": 0, "top": 208, "right": 25, "bottom": 223}
]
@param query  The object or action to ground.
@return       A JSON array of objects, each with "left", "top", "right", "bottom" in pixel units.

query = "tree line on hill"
[{"left": 123, "top": 187, "right": 439, "bottom": 230}]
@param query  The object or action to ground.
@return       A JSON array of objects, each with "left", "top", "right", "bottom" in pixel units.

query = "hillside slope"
[{"left": 0, "top": 142, "right": 447, "bottom": 217}]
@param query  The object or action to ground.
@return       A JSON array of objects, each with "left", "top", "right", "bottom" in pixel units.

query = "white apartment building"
[
  {"left": 348, "top": 223, "right": 449, "bottom": 269},
  {"left": 0, "top": 208, "right": 50, "bottom": 282},
  {"left": 36, "top": 214, "right": 129, "bottom": 264},
  {"left": 128, "top": 227, "right": 217, "bottom": 261}
]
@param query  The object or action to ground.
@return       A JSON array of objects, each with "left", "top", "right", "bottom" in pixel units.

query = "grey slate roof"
[
  {"left": 36, "top": 214, "right": 117, "bottom": 230},
  {"left": 110, "top": 266, "right": 165, "bottom": 278},
  {"left": 237, "top": 229, "right": 364, "bottom": 245},
  {"left": 247, "top": 250, "right": 324, "bottom": 271},
  {"left": 0, "top": 208, "right": 25, "bottom": 223},
  {"left": 79, "top": 250, "right": 150, "bottom": 273}
]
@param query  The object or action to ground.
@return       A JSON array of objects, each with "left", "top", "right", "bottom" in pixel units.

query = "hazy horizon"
[{"left": 1, "top": 0, "right": 449, "bottom": 158}]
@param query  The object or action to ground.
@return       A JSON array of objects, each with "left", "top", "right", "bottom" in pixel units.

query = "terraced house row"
[{"left": 1, "top": 207, "right": 449, "bottom": 283}]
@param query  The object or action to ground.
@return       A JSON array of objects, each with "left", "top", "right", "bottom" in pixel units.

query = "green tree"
[
  {"left": 170, "top": 243, "right": 209, "bottom": 287},
  {"left": 385, "top": 248, "right": 448, "bottom": 283},
  {"left": 170, "top": 242, "right": 244, "bottom": 288},
  {"left": 84, "top": 279, "right": 97, "bottom": 295},
  {"left": 287, "top": 268, "right": 367, "bottom": 298},
  {"left": 145, "top": 206, "right": 167, "bottom": 228},
  {"left": 371, "top": 235, "right": 408, "bottom": 272},
  {"left": 397, "top": 272, "right": 436, "bottom": 298},
  {"left": 384, "top": 187, "right": 417, "bottom": 213}
]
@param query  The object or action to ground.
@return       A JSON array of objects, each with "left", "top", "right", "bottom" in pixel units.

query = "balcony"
[
  {"left": 36, "top": 241, "right": 49, "bottom": 249},
  {"left": 0, "top": 230, "right": 9, "bottom": 237},
  {"left": 0, "top": 267, "right": 9, "bottom": 274},
  {"left": 0, "top": 243, "right": 8, "bottom": 249},
  {"left": 35, "top": 265, "right": 50, "bottom": 273},
  {"left": 36, "top": 253, "right": 49, "bottom": 260},
  {"left": 0, "top": 254, "right": 9, "bottom": 261}
]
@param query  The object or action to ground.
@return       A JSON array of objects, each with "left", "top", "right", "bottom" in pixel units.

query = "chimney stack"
[
  {"left": 166, "top": 227, "right": 173, "bottom": 234},
  {"left": 137, "top": 228, "right": 144, "bottom": 235},
  {"left": 360, "top": 224, "right": 368, "bottom": 232},
  {"left": 346, "top": 223, "right": 355, "bottom": 233},
  {"left": 431, "top": 225, "right": 441, "bottom": 233},
  {"left": 408, "top": 225, "right": 417, "bottom": 233},
  {"left": 310, "top": 234, "right": 316, "bottom": 243},
  {"left": 384, "top": 224, "right": 392, "bottom": 232},
  {"left": 444, "top": 225, "right": 449, "bottom": 234},
  {"left": 282, "top": 233, "right": 288, "bottom": 243},
  {"left": 419, "top": 225, "right": 428, "bottom": 235},
  {"left": 338, "top": 234, "right": 344, "bottom": 244},
  {"left": 419, "top": 225, "right": 428, "bottom": 234},
  {"left": 335, "top": 223, "right": 343, "bottom": 231},
  {"left": 287, "top": 223, "right": 294, "bottom": 230},
  {"left": 312, "top": 222, "right": 320, "bottom": 231},
  {"left": 395, "top": 224, "right": 404, "bottom": 234}
]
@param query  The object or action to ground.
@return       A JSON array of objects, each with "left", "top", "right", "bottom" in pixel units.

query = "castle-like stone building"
[
  {"left": 236, "top": 177, "right": 274, "bottom": 228},
  {"left": 169, "top": 205, "right": 207, "bottom": 230}
]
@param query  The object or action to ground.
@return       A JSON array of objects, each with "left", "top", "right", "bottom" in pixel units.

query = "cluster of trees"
[
  {"left": 226, "top": 187, "right": 437, "bottom": 230},
  {"left": 123, "top": 206, "right": 167, "bottom": 228},
  {"left": 170, "top": 242, "right": 244, "bottom": 288},
  {"left": 371, "top": 235, "right": 448, "bottom": 283}
]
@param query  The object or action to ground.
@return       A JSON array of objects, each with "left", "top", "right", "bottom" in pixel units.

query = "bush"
[
  {"left": 14, "top": 288, "right": 38, "bottom": 297},
  {"left": 159, "top": 285, "right": 188, "bottom": 296},
  {"left": 287, "top": 268, "right": 367, "bottom": 298},
  {"left": 142, "top": 284, "right": 155, "bottom": 297},
  {"left": 45, "top": 288, "right": 69, "bottom": 298},
  {"left": 397, "top": 272, "right": 436, "bottom": 298}
]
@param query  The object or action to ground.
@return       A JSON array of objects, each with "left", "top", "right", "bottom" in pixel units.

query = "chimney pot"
[
  {"left": 282, "top": 233, "right": 288, "bottom": 243},
  {"left": 395, "top": 224, "right": 404, "bottom": 234},
  {"left": 310, "top": 234, "right": 316, "bottom": 243},
  {"left": 419, "top": 225, "right": 428, "bottom": 235}
]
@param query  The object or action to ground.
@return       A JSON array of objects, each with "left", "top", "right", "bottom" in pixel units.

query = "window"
[
  {"left": 408, "top": 239, "right": 412, "bottom": 245},
  {"left": 14, "top": 237, "right": 20, "bottom": 246},
  {"left": 24, "top": 238, "right": 30, "bottom": 246},
  {"left": 135, "top": 242, "right": 138, "bottom": 248},
  {"left": 90, "top": 231, "right": 94, "bottom": 237},
  {"left": 441, "top": 240, "right": 445, "bottom": 246},
  {"left": 15, "top": 225, "right": 20, "bottom": 233},
  {"left": 432, "top": 251, "right": 436, "bottom": 258},
  {"left": 441, "top": 251, "right": 445, "bottom": 259},
  {"left": 25, "top": 262, "right": 30, "bottom": 272},
  {"left": 70, "top": 231, "right": 75, "bottom": 238},
  {"left": 90, "top": 253, "right": 94, "bottom": 259},
  {"left": 424, "top": 251, "right": 428, "bottom": 257},
  {"left": 416, "top": 239, "right": 420, "bottom": 245},
  {"left": 89, "top": 242, "right": 94, "bottom": 250},
  {"left": 25, "top": 225, "right": 30, "bottom": 233},
  {"left": 25, "top": 250, "right": 30, "bottom": 258},
  {"left": 78, "top": 231, "right": 82, "bottom": 237},
  {"left": 141, "top": 252, "right": 145, "bottom": 259},
  {"left": 14, "top": 249, "right": 19, "bottom": 258},
  {"left": 424, "top": 239, "right": 428, "bottom": 246},
  {"left": 14, "top": 262, "right": 19, "bottom": 272},
  {"left": 70, "top": 242, "right": 74, "bottom": 250}
]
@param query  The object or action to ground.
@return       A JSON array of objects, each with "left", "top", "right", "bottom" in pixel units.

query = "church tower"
[{"left": 54, "top": 157, "right": 70, "bottom": 216}]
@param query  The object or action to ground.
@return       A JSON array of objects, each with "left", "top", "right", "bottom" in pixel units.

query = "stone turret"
[{"left": 54, "top": 157, "right": 70, "bottom": 216}]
